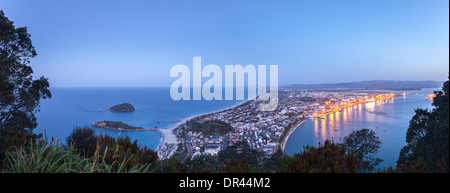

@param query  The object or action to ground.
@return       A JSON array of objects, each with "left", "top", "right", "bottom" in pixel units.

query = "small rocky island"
[
  {"left": 91, "top": 121, "right": 154, "bottom": 131},
  {"left": 109, "top": 103, "right": 135, "bottom": 112}
]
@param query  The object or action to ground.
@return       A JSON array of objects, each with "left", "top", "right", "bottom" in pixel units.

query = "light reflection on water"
[
  {"left": 285, "top": 93, "right": 433, "bottom": 169},
  {"left": 312, "top": 99, "right": 394, "bottom": 143}
]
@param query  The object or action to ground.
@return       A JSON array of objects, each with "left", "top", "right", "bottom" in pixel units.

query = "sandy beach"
[
  {"left": 155, "top": 114, "right": 195, "bottom": 158},
  {"left": 156, "top": 100, "right": 250, "bottom": 159}
]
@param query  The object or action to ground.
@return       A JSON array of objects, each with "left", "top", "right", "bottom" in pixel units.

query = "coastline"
[
  {"left": 156, "top": 100, "right": 249, "bottom": 158},
  {"left": 280, "top": 119, "right": 305, "bottom": 152},
  {"left": 156, "top": 94, "right": 402, "bottom": 157},
  {"left": 91, "top": 126, "right": 157, "bottom": 131},
  {"left": 281, "top": 95, "right": 404, "bottom": 153}
]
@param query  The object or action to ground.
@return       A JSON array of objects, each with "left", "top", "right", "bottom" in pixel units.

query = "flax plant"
[
  {"left": 2, "top": 132, "right": 150, "bottom": 173},
  {"left": 3, "top": 137, "right": 92, "bottom": 173}
]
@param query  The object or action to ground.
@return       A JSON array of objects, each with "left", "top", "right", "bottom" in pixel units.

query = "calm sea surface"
[
  {"left": 35, "top": 87, "right": 244, "bottom": 150},
  {"left": 285, "top": 89, "right": 436, "bottom": 169},
  {"left": 36, "top": 87, "right": 436, "bottom": 168}
]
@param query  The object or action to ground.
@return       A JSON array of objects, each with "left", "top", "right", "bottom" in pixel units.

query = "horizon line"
[{"left": 50, "top": 79, "right": 446, "bottom": 88}]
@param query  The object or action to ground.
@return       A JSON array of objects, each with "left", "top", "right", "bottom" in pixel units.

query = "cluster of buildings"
[
  {"left": 183, "top": 89, "right": 398, "bottom": 158},
  {"left": 293, "top": 91, "right": 397, "bottom": 117},
  {"left": 185, "top": 131, "right": 226, "bottom": 157}
]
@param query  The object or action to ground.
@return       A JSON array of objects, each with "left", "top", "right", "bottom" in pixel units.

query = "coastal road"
[{"left": 185, "top": 134, "right": 193, "bottom": 157}]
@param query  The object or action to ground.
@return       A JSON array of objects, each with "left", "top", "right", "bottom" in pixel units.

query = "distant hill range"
[{"left": 285, "top": 80, "right": 443, "bottom": 90}]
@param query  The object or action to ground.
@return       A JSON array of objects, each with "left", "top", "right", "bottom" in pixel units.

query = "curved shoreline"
[
  {"left": 156, "top": 100, "right": 249, "bottom": 158},
  {"left": 280, "top": 119, "right": 306, "bottom": 152},
  {"left": 281, "top": 95, "right": 404, "bottom": 153}
]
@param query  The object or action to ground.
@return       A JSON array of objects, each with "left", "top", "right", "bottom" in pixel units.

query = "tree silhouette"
[
  {"left": 398, "top": 77, "right": 449, "bottom": 172},
  {"left": 343, "top": 129, "right": 382, "bottom": 172}
]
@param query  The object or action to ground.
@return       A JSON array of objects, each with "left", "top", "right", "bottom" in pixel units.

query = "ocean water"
[
  {"left": 284, "top": 89, "right": 436, "bottom": 169},
  {"left": 36, "top": 87, "right": 437, "bottom": 169},
  {"left": 35, "top": 87, "right": 244, "bottom": 150}
]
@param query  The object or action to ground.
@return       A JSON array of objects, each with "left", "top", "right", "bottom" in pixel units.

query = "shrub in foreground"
[
  {"left": 279, "top": 140, "right": 359, "bottom": 173},
  {"left": 2, "top": 136, "right": 151, "bottom": 173}
]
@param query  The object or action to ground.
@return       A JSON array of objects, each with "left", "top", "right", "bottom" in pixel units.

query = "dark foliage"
[
  {"left": 218, "top": 141, "right": 264, "bottom": 168},
  {"left": 187, "top": 120, "right": 233, "bottom": 136},
  {"left": 152, "top": 157, "right": 188, "bottom": 173},
  {"left": 0, "top": 10, "right": 51, "bottom": 134},
  {"left": 343, "top": 129, "right": 383, "bottom": 172},
  {"left": 0, "top": 10, "right": 50, "bottom": 167},
  {"left": 397, "top": 77, "right": 449, "bottom": 172},
  {"left": 80, "top": 132, "right": 158, "bottom": 171},
  {"left": 220, "top": 156, "right": 257, "bottom": 173},
  {"left": 381, "top": 157, "right": 447, "bottom": 173},
  {"left": 66, "top": 126, "right": 97, "bottom": 156},
  {"left": 279, "top": 140, "right": 359, "bottom": 173},
  {"left": 184, "top": 153, "right": 220, "bottom": 173},
  {"left": 0, "top": 131, "right": 39, "bottom": 167},
  {"left": 262, "top": 149, "right": 285, "bottom": 172},
  {"left": 102, "top": 135, "right": 155, "bottom": 169}
]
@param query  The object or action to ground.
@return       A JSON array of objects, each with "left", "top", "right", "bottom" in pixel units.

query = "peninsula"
[
  {"left": 91, "top": 120, "right": 155, "bottom": 131},
  {"left": 176, "top": 89, "right": 401, "bottom": 158}
]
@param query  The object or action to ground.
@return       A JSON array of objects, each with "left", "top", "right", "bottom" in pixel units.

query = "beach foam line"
[{"left": 156, "top": 99, "right": 250, "bottom": 157}]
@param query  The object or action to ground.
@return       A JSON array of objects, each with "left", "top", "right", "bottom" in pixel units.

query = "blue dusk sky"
[{"left": 1, "top": 0, "right": 449, "bottom": 87}]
